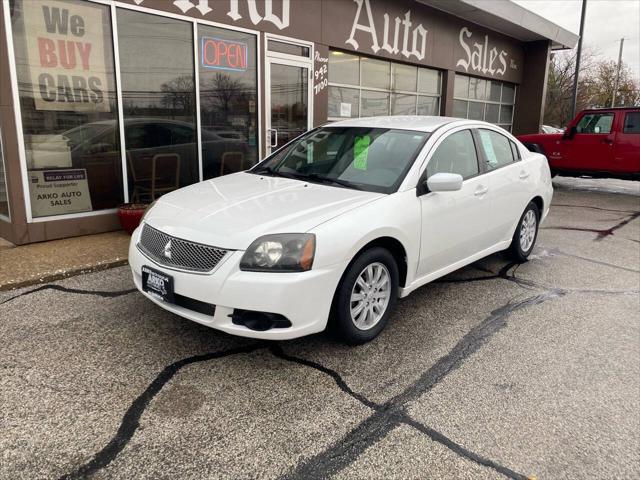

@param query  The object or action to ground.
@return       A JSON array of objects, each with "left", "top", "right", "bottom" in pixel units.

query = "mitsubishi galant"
[{"left": 129, "top": 116, "right": 552, "bottom": 344}]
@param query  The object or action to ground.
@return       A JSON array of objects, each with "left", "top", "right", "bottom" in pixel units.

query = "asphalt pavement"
[{"left": 1, "top": 177, "right": 638, "bottom": 480}]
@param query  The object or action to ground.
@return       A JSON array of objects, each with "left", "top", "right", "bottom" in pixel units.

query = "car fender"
[
  {"left": 310, "top": 189, "right": 421, "bottom": 286},
  {"left": 505, "top": 152, "right": 553, "bottom": 239}
]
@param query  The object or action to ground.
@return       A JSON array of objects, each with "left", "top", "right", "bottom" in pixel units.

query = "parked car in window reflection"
[{"left": 28, "top": 118, "right": 251, "bottom": 204}]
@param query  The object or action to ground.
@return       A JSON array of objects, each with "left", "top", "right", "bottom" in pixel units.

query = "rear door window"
[
  {"left": 623, "top": 112, "right": 640, "bottom": 134},
  {"left": 477, "top": 129, "right": 515, "bottom": 171}
]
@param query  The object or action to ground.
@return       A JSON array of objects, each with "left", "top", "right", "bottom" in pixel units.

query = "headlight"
[
  {"left": 240, "top": 234, "right": 315, "bottom": 272},
  {"left": 141, "top": 200, "right": 157, "bottom": 222}
]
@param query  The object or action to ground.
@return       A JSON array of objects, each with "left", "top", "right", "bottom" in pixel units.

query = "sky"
[{"left": 513, "top": 0, "right": 640, "bottom": 80}]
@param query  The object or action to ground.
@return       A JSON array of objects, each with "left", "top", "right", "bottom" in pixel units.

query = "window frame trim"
[{"left": 0, "top": 124, "right": 11, "bottom": 222}]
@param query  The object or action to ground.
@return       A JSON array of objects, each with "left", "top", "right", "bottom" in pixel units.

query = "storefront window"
[
  {"left": 198, "top": 25, "right": 258, "bottom": 179},
  {"left": 418, "top": 69, "right": 440, "bottom": 95},
  {"left": 328, "top": 50, "right": 441, "bottom": 120},
  {"left": 0, "top": 126, "right": 9, "bottom": 218},
  {"left": 393, "top": 64, "right": 417, "bottom": 92},
  {"left": 454, "top": 74, "right": 516, "bottom": 131},
  {"left": 117, "top": 9, "right": 198, "bottom": 202},
  {"left": 361, "top": 57, "right": 390, "bottom": 89},
  {"left": 328, "top": 87, "right": 359, "bottom": 118},
  {"left": 10, "top": 0, "right": 122, "bottom": 218},
  {"left": 328, "top": 51, "right": 359, "bottom": 85},
  {"left": 361, "top": 90, "right": 389, "bottom": 116}
]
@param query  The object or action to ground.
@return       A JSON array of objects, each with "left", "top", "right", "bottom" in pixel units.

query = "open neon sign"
[{"left": 201, "top": 36, "right": 248, "bottom": 72}]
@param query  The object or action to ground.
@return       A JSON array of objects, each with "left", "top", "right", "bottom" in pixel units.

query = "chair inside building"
[{"left": 128, "top": 152, "right": 181, "bottom": 202}]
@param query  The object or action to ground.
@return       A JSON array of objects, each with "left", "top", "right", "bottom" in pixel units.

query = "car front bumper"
[{"left": 128, "top": 226, "right": 346, "bottom": 340}]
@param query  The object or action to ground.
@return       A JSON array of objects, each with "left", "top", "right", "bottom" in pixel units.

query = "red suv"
[{"left": 518, "top": 107, "right": 640, "bottom": 180}]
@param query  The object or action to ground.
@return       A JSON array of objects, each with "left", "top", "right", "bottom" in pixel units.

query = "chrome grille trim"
[{"left": 137, "top": 224, "right": 229, "bottom": 273}]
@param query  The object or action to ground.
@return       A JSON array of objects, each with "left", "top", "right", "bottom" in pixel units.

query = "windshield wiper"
[
  {"left": 253, "top": 166, "right": 299, "bottom": 180},
  {"left": 254, "top": 167, "right": 362, "bottom": 190},
  {"left": 303, "top": 173, "right": 363, "bottom": 190}
]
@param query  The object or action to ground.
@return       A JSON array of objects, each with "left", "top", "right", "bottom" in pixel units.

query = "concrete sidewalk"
[{"left": 0, "top": 231, "right": 130, "bottom": 291}]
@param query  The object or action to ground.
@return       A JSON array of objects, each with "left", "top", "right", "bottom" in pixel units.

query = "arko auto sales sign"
[
  {"left": 22, "top": 0, "right": 111, "bottom": 112},
  {"left": 29, "top": 169, "right": 92, "bottom": 217}
]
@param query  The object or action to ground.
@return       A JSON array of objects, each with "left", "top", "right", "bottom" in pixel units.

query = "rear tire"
[
  {"left": 331, "top": 247, "right": 399, "bottom": 345},
  {"left": 508, "top": 202, "right": 540, "bottom": 263}
]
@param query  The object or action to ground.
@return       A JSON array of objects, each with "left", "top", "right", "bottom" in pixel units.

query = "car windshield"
[{"left": 252, "top": 127, "right": 429, "bottom": 193}]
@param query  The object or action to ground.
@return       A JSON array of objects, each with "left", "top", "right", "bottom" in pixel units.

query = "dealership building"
[{"left": 0, "top": 0, "right": 577, "bottom": 244}]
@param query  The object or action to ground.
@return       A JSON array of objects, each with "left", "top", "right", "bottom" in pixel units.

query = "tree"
[
  {"left": 544, "top": 48, "right": 640, "bottom": 127},
  {"left": 544, "top": 48, "right": 596, "bottom": 127},
  {"left": 160, "top": 75, "right": 195, "bottom": 113},
  {"left": 585, "top": 61, "right": 640, "bottom": 108}
]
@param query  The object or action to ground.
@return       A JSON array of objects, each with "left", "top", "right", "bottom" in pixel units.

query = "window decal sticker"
[
  {"left": 354, "top": 135, "right": 370, "bottom": 170},
  {"left": 479, "top": 130, "right": 498, "bottom": 167}
]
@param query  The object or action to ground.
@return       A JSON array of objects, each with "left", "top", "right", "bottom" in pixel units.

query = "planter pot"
[{"left": 118, "top": 203, "right": 148, "bottom": 235}]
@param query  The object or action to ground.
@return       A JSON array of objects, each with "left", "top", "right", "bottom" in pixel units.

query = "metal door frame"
[{"left": 264, "top": 33, "right": 314, "bottom": 156}]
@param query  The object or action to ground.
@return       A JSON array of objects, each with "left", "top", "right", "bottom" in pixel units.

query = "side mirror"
[
  {"left": 426, "top": 172, "right": 463, "bottom": 192},
  {"left": 563, "top": 126, "right": 577, "bottom": 139}
]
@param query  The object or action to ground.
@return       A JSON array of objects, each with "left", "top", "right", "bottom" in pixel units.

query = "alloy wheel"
[
  {"left": 350, "top": 262, "right": 391, "bottom": 330},
  {"left": 519, "top": 209, "right": 537, "bottom": 252}
]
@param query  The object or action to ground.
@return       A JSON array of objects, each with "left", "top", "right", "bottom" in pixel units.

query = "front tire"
[
  {"left": 332, "top": 247, "right": 399, "bottom": 344},
  {"left": 509, "top": 202, "right": 540, "bottom": 263}
]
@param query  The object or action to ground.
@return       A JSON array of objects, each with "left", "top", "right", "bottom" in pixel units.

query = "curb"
[{"left": 0, "top": 259, "right": 129, "bottom": 292}]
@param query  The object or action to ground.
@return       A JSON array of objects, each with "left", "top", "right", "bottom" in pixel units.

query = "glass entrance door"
[{"left": 266, "top": 60, "right": 311, "bottom": 155}]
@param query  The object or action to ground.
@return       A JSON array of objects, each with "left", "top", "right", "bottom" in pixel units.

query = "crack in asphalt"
[
  {"left": 434, "top": 262, "right": 517, "bottom": 284},
  {"left": 539, "top": 247, "right": 640, "bottom": 273},
  {"left": 400, "top": 415, "right": 528, "bottom": 480},
  {"left": 279, "top": 290, "right": 564, "bottom": 480},
  {"left": 0, "top": 284, "right": 136, "bottom": 306},
  {"left": 269, "top": 344, "right": 528, "bottom": 480},
  {"left": 541, "top": 211, "right": 640, "bottom": 241},
  {"left": 269, "top": 344, "right": 379, "bottom": 410},
  {"left": 59, "top": 343, "right": 263, "bottom": 480},
  {"left": 439, "top": 257, "right": 638, "bottom": 296},
  {"left": 552, "top": 203, "right": 638, "bottom": 214}
]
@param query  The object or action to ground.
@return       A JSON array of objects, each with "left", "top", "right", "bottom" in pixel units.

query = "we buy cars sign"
[{"left": 23, "top": 0, "right": 110, "bottom": 112}]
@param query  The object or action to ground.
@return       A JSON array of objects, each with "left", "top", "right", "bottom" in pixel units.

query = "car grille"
[{"left": 138, "top": 224, "right": 229, "bottom": 273}]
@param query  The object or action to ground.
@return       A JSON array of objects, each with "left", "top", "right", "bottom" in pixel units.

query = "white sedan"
[{"left": 129, "top": 116, "right": 552, "bottom": 344}]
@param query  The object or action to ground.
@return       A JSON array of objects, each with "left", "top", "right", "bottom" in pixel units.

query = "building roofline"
[{"left": 417, "top": 0, "right": 579, "bottom": 50}]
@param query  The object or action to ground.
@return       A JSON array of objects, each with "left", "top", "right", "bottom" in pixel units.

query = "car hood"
[{"left": 143, "top": 172, "right": 384, "bottom": 249}]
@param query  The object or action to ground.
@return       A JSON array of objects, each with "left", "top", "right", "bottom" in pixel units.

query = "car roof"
[
  {"left": 582, "top": 107, "right": 639, "bottom": 112},
  {"left": 326, "top": 115, "right": 475, "bottom": 133}
]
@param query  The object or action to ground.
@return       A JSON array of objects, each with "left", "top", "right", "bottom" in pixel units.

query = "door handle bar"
[
  {"left": 268, "top": 129, "right": 278, "bottom": 148},
  {"left": 474, "top": 186, "right": 488, "bottom": 196}
]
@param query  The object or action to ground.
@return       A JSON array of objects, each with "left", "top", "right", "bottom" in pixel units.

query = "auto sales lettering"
[
  {"left": 456, "top": 27, "right": 513, "bottom": 77},
  {"left": 23, "top": 0, "right": 110, "bottom": 112}
]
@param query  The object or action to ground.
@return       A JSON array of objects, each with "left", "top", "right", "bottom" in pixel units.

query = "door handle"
[
  {"left": 474, "top": 186, "right": 488, "bottom": 196},
  {"left": 268, "top": 129, "right": 278, "bottom": 148},
  {"left": 602, "top": 138, "right": 614, "bottom": 145},
  {"left": 519, "top": 171, "right": 530, "bottom": 180}
]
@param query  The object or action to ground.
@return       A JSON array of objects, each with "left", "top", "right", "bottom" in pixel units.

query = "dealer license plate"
[{"left": 142, "top": 266, "right": 175, "bottom": 303}]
